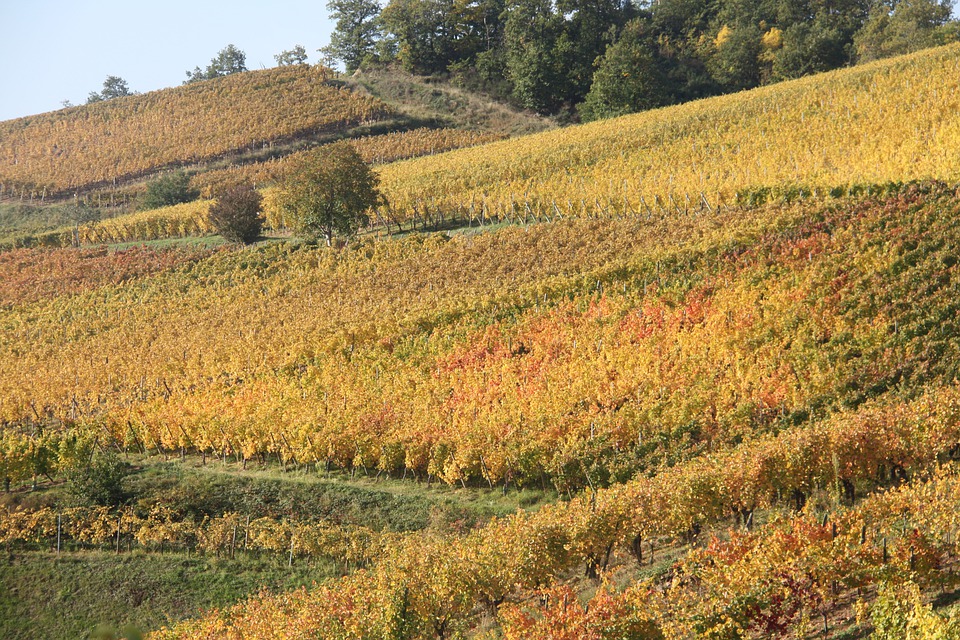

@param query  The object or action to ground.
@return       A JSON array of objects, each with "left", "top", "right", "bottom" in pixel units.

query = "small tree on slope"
[{"left": 277, "top": 142, "right": 384, "bottom": 246}]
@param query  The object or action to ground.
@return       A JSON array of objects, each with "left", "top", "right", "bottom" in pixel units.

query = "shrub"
[
  {"left": 66, "top": 453, "right": 132, "bottom": 507},
  {"left": 207, "top": 184, "right": 264, "bottom": 244},
  {"left": 141, "top": 170, "right": 199, "bottom": 210}
]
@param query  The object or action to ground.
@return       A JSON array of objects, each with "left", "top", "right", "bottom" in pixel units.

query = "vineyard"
[
  {"left": 3, "top": 184, "right": 960, "bottom": 487},
  {"left": 0, "top": 64, "right": 391, "bottom": 197},
  {"left": 378, "top": 43, "right": 960, "bottom": 223},
  {"left": 38, "top": 42, "right": 960, "bottom": 249},
  {"left": 4, "top": 41, "right": 960, "bottom": 640},
  {"left": 0, "top": 504, "right": 387, "bottom": 570},
  {"left": 4, "top": 180, "right": 960, "bottom": 635},
  {"left": 190, "top": 128, "right": 506, "bottom": 198},
  {"left": 152, "top": 458, "right": 960, "bottom": 639}
]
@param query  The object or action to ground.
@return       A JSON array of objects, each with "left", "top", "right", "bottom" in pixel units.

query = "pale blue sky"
[{"left": 0, "top": 1, "right": 336, "bottom": 122}]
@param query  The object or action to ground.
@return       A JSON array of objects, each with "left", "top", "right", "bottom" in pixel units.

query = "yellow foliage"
[
  {"left": 715, "top": 25, "right": 734, "bottom": 48},
  {"left": 378, "top": 44, "right": 960, "bottom": 225},
  {"left": 761, "top": 27, "right": 783, "bottom": 50}
]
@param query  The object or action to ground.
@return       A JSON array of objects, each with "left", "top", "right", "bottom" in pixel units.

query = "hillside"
[
  {"left": 341, "top": 67, "right": 555, "bottom": 137},
  {"left": 0, "top": 65, "right": 390, "bottom": 197},
  {"left": 4, "top": 44, "right": 960, "bottom": 639},
  {"left": 54, "top": 42, "right": 960, "bottom": 250},
  {"left": 379, "top": 43, "right": 960, "bottom": 222},
  {"left": 7, "top": 184, "right": 960, "bottom": 637},
  {"left": 0, "top": 64, "right": 552, "bottom": 248}
]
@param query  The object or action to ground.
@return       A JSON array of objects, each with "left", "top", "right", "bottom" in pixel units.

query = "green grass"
[
  {"left": 4, "top": 452, "right": 556, "bottom": 531},
  {"left": 0, "top": 202, "right": 81, "bottom": 247},
  {"left": 95, "top": 235, "right": 228, "bottom": 251},
  {"left": 123, "top": 455, "right": 554, "bottom": 531},
  {"left": 95, "top": 232, "right": 295, "bottom": 252},
  {"left": 0, "top": 550, "right": 330, "bottom": 640},
  {"left": 0, "top": 454, "right": 556, "bottom": 637}
]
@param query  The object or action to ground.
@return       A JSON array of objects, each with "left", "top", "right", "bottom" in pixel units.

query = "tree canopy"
[
  {"left": 86, "top": 76, "right": 134, "bottom": 104},
  {"left": 185, "top": 45, "right": 248, "bottom": 83},
  {"left": 579, "top": 18, "right": 671, "bottom": 122},
  {"left": 277, "top": 142, "right": 384, "bottom": 246},
  {"left": 275, "top": 45, "right": 309, "bottom": 66},
  {"left": 323, "top": 0, "right": 960, "bottom": 120},
  {"left": 854, "top": 0, "right": 955, "bottom": 62},
  {"left": 321, "top": 0, "right": 384, "bottom": 72}
]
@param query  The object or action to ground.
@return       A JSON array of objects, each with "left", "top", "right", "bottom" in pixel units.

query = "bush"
[
  {"left": 207, "top": 184, "right": 264, "bottom": 244},
  {"left": 141, "top": 170, "right": 199, "bottom": 210},
  {"left": 66, "top": 453, "right": 132, "bottom": 507}
]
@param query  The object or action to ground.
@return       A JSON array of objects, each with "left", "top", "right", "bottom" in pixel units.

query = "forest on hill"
[{"left": 323, "top": 0, "right": 959, "bottom": 119}]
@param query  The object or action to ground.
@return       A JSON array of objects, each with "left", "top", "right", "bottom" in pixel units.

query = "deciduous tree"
[
  {"left": 580, "top": 18, "right": 671, "bottom": 121},
  {"left": 277, "top": 142, "right": 384, "bottom": 246},
  {"left": 86, "top": 75, "right": 134, "bottom": 104},
  {"left": 322, "top": 0, "right": 384, "bottom": 72},
  {"left": 275, "top": 45, "right": 309, "bottom": 66},
  {"left": 853, "top": 0, "right": 954, "bottom": 62},
  {"left": 185, "top": 45, "right": 248, "bottom": 83}
]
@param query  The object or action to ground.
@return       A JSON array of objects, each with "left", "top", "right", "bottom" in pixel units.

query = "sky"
[{"left": 0, "top": 1, "right": 336, "bottom": 122}]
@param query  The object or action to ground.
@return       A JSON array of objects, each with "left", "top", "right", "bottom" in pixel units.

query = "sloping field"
[
  {"left": 127, "top": 182, "right": 960, "bottom": 638},
  {"left": 5, "top": 45, "right": 960, "bottom": 639},
  {"left": 80, "top": 43, "right": 960, "bottom": 244},
  {"left": 0, "top": 65, "right": 391, "bottom": 195},
  {"left": 2, "top": 182, "right": 958, "bottom": 490},
  {"left": 379, "top": 43, "right": 960, "bottom": 220}
]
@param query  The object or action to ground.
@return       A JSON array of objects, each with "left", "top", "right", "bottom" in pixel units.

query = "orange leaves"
[
  {"left": 0, "top": 245, "right": 210, "bottom": 306},
  {"left": 8, "top": 188, "right": 960, "bottom": 494},
  {"left": 152, "top": 453, "right": 960, "bottom": 639},
  {"left": 500, "top": 584, "right": 662, "bottom": 640}
]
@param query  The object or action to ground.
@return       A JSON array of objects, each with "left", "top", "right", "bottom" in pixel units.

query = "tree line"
[{"left": 322, "top": 0, "right": 958, "bottom": 120}]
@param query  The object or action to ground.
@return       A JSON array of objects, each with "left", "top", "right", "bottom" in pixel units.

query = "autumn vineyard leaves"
[
  {"left": 15, "top": 43, "right": 960, "bottom": 250},
  {"left": 0, "top": 64, "right": 388, "bottom": 197},
  {"left": 5, "top": 40, "right": 960, "bottom": 639}
]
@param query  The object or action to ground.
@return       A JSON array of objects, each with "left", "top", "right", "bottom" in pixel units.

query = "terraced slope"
[
  {"left": 0, "top": 65, "right": 391, "bottom": 196},
  {"left": 379, "top": 43, "right": 960, "bottom": 222},
  {"left": 74, "top": 43, "right": 960, "bottom": 245}
]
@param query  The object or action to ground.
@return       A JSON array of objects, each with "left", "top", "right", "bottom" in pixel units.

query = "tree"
[
  {"left": 706, "top": 23, "right": 763, "bottom": 91},
  {"left": 185, "top": 45, "right": 248, "bottom": 83},
  {"left": 580, "top": 18, "right": 671, "bottom": 121},
  {"left": 275, "top": 45, "right": 309, "bottom": 66},
  {"left": 503, "top": 0, "right": 568, "bottom": 113},
  {"left": 87, "top": 75, "right": 134, "bottom": 104},
  {"left": 322, "top": 0, "right": 384, "bottom": 72},
  {"left": 555, "top": 0, "right": 636, "bottom": 103},
  {"left": 853, "top": 0, "right": 955, "bottom": 62},
  {"left": 141, "top": 170, "right": 199, "bottom": 210},
  {"left": 770, "top": 0, "right": 869, "bottom": 80},
  {"left": 277, "top": 142, "right": 384, "bottom": 246},
  {"left": 208, "top": 184, "right": 264, "bottom": 244},
  {"left": 771, "top": 18, "right": 852, "bottom": 80},
  {"left": 381, "top": 0, "right": 505, "bottom": 74}
]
